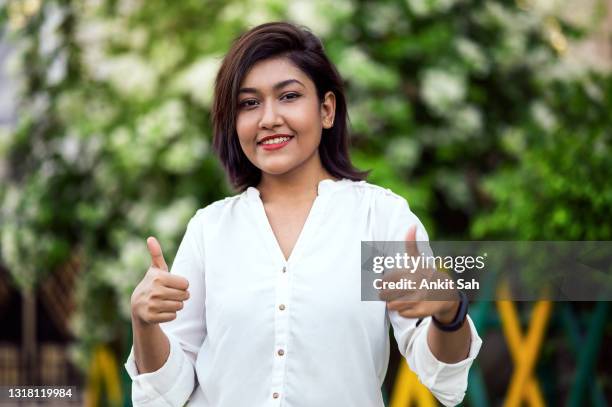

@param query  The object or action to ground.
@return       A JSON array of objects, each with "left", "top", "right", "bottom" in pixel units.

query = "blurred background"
[{"left": 0, "top": 0, "right": 611, "bottom": 405}]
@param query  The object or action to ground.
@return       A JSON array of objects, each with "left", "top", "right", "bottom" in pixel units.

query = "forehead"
[{"left": 240, "top": 57, "right": 313, "bottom": 90}]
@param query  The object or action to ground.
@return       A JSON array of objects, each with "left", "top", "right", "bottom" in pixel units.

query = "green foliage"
[
  {"left": 0, "top": 0, "right": 610, "bottom": 368},
  {"left": 473, "top": 74, "right": 612, "bottom": 239}
]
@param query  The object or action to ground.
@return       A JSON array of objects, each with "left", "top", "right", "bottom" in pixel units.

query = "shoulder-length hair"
[{"left": 211, "top": 21, "right": 369, "bottom": 191}]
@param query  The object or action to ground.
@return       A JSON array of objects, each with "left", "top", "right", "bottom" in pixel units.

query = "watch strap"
[{"left": 431, "top": 291, "right": 468, "bottom": 332}]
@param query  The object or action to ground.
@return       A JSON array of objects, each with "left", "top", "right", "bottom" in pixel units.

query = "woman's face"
[{"left": 235, "top": 57, "right": 335, "bottom": 179}]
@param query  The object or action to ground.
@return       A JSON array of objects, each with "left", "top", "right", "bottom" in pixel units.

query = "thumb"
[
  {"left": 147, "top": 236, "right": 168, "bottom": 271},
  {"left": 404, "top": 225, "right": 420, "bottom": 259}
]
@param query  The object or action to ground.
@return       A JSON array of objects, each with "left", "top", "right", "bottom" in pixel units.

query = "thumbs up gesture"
[
  {"left": 130, "top": 237, "right": 191, "bottom": 325},
  {"left": 378, "top": 225, "right": 460, "bottom": 324}
]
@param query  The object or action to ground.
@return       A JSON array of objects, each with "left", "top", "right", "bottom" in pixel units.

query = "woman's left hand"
[{"left": 378, "top": 225, "right": 460, "bottom": 322}]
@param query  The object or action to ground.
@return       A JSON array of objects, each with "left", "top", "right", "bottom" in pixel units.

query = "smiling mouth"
[{"left": 257, "top": 135, "right": 294, "bottom": 145}]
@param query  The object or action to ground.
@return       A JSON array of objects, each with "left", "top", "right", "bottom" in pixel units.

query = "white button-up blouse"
[{"left": 124, "top": 178, "right": 482, "bottom": 407}]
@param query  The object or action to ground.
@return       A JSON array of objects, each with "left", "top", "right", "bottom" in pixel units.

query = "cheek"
[
  {"left": 235, "top": 115, "right": 253, "bottom": 144},
  {"left": 289, "top": 104, "right": 322, "bottom": 135}
]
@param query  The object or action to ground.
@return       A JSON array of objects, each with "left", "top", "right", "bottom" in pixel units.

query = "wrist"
[
  {"left": 431, "top": 291, "right": 469, "bottom": 332},
  {"left": 433, "top": 301, "right": 460, "bottom": 324},
  {"left": 131, "top": 311, "right": 153, "bottom": 329}
]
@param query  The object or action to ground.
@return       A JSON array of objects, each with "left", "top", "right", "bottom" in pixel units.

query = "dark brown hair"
[{"left": 211, "top": 21, "right": 369, "bottom": 191}]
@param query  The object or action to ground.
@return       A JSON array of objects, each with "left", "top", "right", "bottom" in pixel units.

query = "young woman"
[{"left": 126, "top": 22, "right": 481, "bottom": 407}]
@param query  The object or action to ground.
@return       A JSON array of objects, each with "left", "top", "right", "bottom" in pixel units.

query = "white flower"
[
  {"left": 541, "top": 55, "right": 586, "bottom": 82},
  {"left": 39, "top": 160, "right": 58, "bottom": 180},
  {"left": 92, "top": 54, "right": 158, "bottom": 99},
  {"left": 110, "top": 127, "right": 131, "bottom": 151},
  {"left": 161, "top": 137, "right": 208, "bottom": 174},
  {"left": 79, "top": 134, "right": 103, "bottom": 170},
  {"left": 556, "top": 0, "right": 596, "bottom": 28},
  {"left": 172, "top": 57, "right": 221, "bottom": 108},
  {"left": 218, "top": 2, "right": 244, "bottom": 22},
  {"left": 92, "top": 161, "right": 119, "bottom": 195},
  {"left": 136, "top": 99, "right": 186, "bottom": 148},
  {"left": 337, "top": 47, "right": 399, "bottom": 90},
  {"left": 406, "top": 0, "right": 458, "bottom": 17},
  {"left": 2, "top": 223, "right": 38, "bottom": 291},
  {"left": 38, "top": 2, "right": 65, "bottom": 57},
  {"left": 455, "top": 38, "right": 489, "bottom": 73},
  {"left": 528, "top": 0, "right": 559, "bottom": 15},
  {"left": 364, "top": 3, "right": 406, "bottom": 37},
  {"left": 219, "top": 0, "right": 278, "bottom": 26},
  {"left": 421, "top": 69, "right": 466, "bottom": 113},
  {"left": 0, "top": 220, "right": 19, "bottom": 268},
  {"left": 117, "top": 0, "right": 143, "bottom": 17},
  {"left": 150, "top": 38, "right": 184, "bottom": 74},
  {"left": 46, "top": 49, "right": 68, "bottom": 85},
  {"left": 75, "top": 18, "right": 115, "bottom": 47},
  {"left": 1, "top": 185, "right": 21, "bottom": 217},
  {"left": 127, "top": 27, "right": 149, "bottom": 51},
  {"left": 54, "top": 132, "right": 81, "bottom": 164},
  {"left": 245, "top": 8, "right": 277, "bottom": 28},
  {"left": 5, "top": 40, "right": 28, "bottom": 87},
  {"left": 481, "top": 3, "right": 539, "bottom": 38},
  {"left": 81, "top": 0, "right": 104, "bottom": 14},
  {"left": 582, "top": 78, "right": 604, "bottom": 102},
  {"left": 152, "top": 197, "right": 198, "bottom": 240},
  {"left": 119, "top": 239, "right": 148, "bottom": 280},
  {"left": 287, "top": 0, "right": 331, "bottom": 37},
  {"left": 501, "top": 127, "right": 527, "bottom": 156},
  {"left": 453, "top": 105, "right": 482, "bottom": 134},
  {"left": 126, "top": 201, "right": 154, "bottom": 230},
  {"left": 81, "top": 46, "right": 105, "bottom": 79},
  {"left": 435, "top": 170, "right": 471, "bottom": 209},
  {"left": 30, "top": 93, "right": 50, "bottom": 118},
  {"left": 0, "top": 126, "right": 15, "bottom": 153},
  {"left": 94, "top": 243, "right": 146, "bottom": 320},
  {"left": 499, "top": 31, "right": 527, "bottom": 65},
  {"left": 386, "top": 138, "right": 420, "bottom": 171},
  {"left": 288, "top": 0, "right": 354, "bottom": 37},
  {"left": 347, "top": 101, "right": 374, "bottom": 135},
  {"left": 531, "top": 102, "right": 557, "bottom": 131}
]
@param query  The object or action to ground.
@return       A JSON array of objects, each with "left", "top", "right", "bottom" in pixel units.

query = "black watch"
[{"left": 431, "top": 291, "right": 468, "bottom": 332}]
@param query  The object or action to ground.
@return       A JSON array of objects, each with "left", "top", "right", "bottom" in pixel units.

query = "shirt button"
[
  {"left": 272, "top": 392, "right": 279, "bottom": 399},
  {"left": 279, "top": 304, "right": 286, "bottom": 311},
  {"left": 282, "top": 266, "right": 286, "bottom": 273},
  {"left": 277, "top": 349, "right": 285, "bottom": 356}
]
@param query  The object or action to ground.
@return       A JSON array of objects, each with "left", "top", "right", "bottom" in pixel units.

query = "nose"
[{"left": 258, "top": 100, "right": 283, "bottom": 130}]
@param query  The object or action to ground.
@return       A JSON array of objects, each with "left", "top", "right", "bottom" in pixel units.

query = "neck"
[{"left": 256, "top": 155, "right": 337, "bottom": 204}]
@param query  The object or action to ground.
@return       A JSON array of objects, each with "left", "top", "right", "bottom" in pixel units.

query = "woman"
[{"left": 126, "top": 22, "right": 481, "bottom": 407}]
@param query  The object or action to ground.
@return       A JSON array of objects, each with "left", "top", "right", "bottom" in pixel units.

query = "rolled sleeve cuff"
[
  {"left": 412, "top": 315, "right": 482, "bottom": 406},
  {"left": 124, "top": 334, "right": 195, "bottom": 406}
]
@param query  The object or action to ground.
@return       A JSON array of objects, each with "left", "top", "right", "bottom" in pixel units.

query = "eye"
[
  {"left": 238, "top": 99, "right": 258, "bottom": 109},
  {"left": 281, "top": 92, "right": 301, "bottom": 101}
]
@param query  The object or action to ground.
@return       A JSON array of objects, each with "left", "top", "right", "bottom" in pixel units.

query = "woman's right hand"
[{"left": 130, "top": 236, "right": 190, "bottom": 326}]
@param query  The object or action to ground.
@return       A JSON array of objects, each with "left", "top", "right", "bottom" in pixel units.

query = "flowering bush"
[{"left": 0, "top": 0, "right": 610, "bottom": 370}]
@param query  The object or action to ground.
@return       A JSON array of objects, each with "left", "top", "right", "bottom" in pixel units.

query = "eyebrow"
[{"left": 238, "top": 79, "right": 305, "bottom": 95}]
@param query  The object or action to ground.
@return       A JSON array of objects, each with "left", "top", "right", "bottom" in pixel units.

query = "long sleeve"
[
  {"left": 383, "top": 194, "right": 482, "bottom": 406},
  {"left": 124, "top": 210, "right": 208, "bottom": 407},
  {"left": 389, "top": 313, "right": 482, "bottom": 406}
]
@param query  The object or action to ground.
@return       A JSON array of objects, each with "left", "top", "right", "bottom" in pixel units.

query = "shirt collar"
[{"left": 245, "top": 178, "right": 350, "bottom": 201}]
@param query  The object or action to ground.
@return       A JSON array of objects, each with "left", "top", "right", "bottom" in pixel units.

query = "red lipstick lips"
[{"left": 257, "top": 134, "right": 294, "bottom": 151}]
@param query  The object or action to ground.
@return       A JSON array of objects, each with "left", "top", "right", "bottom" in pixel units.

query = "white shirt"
[{"left": 124, "top": 178, "right": 482, "bottom": 407}]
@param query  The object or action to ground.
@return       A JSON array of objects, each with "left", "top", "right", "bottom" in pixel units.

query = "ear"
[{"left": 320, "top": 91, "right": 336, "bottom": 129}]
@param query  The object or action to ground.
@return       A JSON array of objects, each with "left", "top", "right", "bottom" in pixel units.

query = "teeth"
[{"left": 261, "top": 136, "right": 291, "bottom": 145}]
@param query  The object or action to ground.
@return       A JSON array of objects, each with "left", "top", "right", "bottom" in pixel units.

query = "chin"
[
  {"left": 259, "top": 164, "right": 297, "bottom": 176},
  {"left": 256, "top": 157, "right": 300, "bottom": 175}
]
